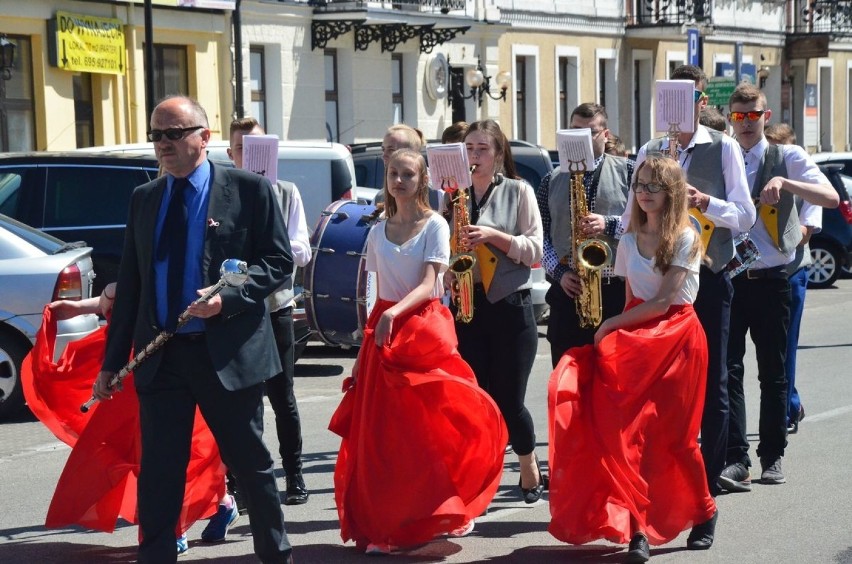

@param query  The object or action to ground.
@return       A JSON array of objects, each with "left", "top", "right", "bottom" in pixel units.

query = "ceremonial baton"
[{"left": 80, "top": 259, "right": 250, "bottom": 413}]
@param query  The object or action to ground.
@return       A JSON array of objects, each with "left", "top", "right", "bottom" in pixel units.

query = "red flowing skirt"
[
  {"left": 547, "top": 301, "right": 716, "bottom": 546},
  {"left": 21, "top": 306, "right": 225, "bottom": 534},
  {"left": 329, "top": 298, "right": 507, "bottom": 548}
]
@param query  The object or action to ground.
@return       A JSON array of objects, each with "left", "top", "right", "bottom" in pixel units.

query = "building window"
[
  {"left": 153, "top": 44, "right": 188, "bottom": 99},
  {"left": 558, "top": 56, "right": 578, "bottom": 130},
  {"left": 391, "top": 54, "right": 403, "bottom": 124},
  {"left": 249, "top": 47, "right": 266, "bottom": 129},
  {"left": 325, "top": 49, "right": 339, "bottom": 142},
  {"left": 0, "top": 35, "right": 35, "bottom": 152},
  {"left": 516, "top": 55, "right": 527, "bottom": 141},
  {"left": 73, "top": 73, "right": 95, "bottom": 148}
]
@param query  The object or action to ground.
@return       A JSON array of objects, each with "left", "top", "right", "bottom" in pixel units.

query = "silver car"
[{"left": 0, "top": 214, "right": 99, "bottom": 420}]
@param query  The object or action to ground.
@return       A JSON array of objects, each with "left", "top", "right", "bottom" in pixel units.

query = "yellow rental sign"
[{"left": 51, "top": 11, "right": 126, "bottom": 75}]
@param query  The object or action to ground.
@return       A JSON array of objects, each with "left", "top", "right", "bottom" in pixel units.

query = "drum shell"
[{"left": 304, "top": 200, "right": 377, "bottom": 347}]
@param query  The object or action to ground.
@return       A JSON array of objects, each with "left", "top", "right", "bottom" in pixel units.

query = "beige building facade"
[{"left": 3, "top": 1, "right": 852, "bottom": 153}]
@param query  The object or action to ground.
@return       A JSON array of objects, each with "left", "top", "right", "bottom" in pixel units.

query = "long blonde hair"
[
  {"left": 383, "top": 149, "right": 430, "bottom": 218},
  {"left": 628, "top": 154, "right": 702, "bottom": 273}
]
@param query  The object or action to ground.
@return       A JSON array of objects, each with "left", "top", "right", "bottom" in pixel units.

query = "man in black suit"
[{"left": 93, "top": 95, "right": 293, "bottom": 563}]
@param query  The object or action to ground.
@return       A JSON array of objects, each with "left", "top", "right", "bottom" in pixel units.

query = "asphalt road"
[{"left": 2, "top": 278, "right": 851, "bottom": 563}]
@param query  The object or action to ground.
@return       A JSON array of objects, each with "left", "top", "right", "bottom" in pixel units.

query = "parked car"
[
  {"left": 79, "top": 140, "right": 375, "bottom": 230},
  {"left": 812, "top": 152, "right": 852, "bottom": 177},
  {"left": 0, "top": 152, "right": 314, "bottom": 360},
  {"left": 350, "top": 139, "right": 553, "bottom": 322},
  {"left": 352, "top": 138, "right": 554, "bottom": 193},
  {"left": 0, "top": 213, "right": 99, "bottom": 420},
  {"left": 807, "top": 164, "right": 852, "bottom": 288},
  {"left": 0, "top": 152, "right": 160, "bottom": 294}
]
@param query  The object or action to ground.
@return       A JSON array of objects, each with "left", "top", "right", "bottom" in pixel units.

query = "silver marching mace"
[{"left": 80, "top": 259, "right": 250, "bottom": 413}]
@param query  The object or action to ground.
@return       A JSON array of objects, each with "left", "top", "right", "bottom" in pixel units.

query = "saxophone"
[
  {"left": 449, "top": 167, "right": 477, "bottom": 323},
  {"left": 570, "top": 161, "right": 612, "bottom": 329}
]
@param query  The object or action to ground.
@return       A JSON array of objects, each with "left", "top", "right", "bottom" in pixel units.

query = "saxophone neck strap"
[{"left": 471, "top": 182, "right": 497, "bottom": 225}]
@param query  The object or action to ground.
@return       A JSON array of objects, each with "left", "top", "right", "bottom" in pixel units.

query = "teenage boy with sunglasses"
[
  {"left": 720, "top": 83, "right": 837, "bottom": 493},
  {"left": 624, "top": 64, "right": 755, "bottom": 550}
]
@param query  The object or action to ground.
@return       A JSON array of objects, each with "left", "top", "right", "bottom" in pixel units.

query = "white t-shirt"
[
  {"left": 365, "top": 212, "right": 450, "bottom": 302},
  {"left": 614, "top": 227, "right": 701, "bottom": 305}
]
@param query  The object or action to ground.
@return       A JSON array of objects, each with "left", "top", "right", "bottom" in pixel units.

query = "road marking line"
[{"left": 803, "top": 405, "right": 852, "bottom": 423}]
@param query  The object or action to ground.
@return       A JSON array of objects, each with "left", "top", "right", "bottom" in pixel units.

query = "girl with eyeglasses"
[{"left": 548, "top": 155, "right": 717, "bottom": 563}]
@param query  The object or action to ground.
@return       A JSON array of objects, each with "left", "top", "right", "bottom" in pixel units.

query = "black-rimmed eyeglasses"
[
  {"left": 632, "top": 182, "right": 663, "bottom": 193},
  {"left": 147, "top": 126, "right": 205, "bottom": 142}
]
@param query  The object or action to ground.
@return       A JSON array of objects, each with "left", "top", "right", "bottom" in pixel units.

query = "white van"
[{"left": 78, "top": 140, "right": 376, "bottom": 230}]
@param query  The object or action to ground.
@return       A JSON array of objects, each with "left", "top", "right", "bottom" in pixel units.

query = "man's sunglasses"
[
  {"left": 694, "top": 90, "right": 706, "bottom": 103},
  {"left": 728, "top": 110, "right": 766, "bottom": 123},
  {"left": 147, "top": 126, "right": 205, "bottom": 142}
]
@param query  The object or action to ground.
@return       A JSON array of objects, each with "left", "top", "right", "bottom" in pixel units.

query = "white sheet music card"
[
  {"left": 556, "top": 129, "right": 595, "bottom": 173},
  {"left": 242, "top": 134, "right": 279, "bottom": 185},
  {"left": 655, "top": 80, "right": 695, "bottom": 134},
  {"left": 426, "top": 142, "right": 471, "bottom": 191}
]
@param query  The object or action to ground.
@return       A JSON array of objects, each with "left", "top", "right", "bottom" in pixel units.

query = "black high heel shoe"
[{"left": 518, "top": 455, "right": 548, "bottom": 504}]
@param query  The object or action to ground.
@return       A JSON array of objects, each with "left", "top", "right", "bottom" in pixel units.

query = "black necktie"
[{"left": 158, "top": 178, "right": 189, "bottom": 331}]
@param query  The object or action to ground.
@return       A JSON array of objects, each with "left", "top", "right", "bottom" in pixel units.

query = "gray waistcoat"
[
  {"left": 469, "top": 176, "right": 532, "bottom": 303},
  {"left": 267, "top": 179, "right": 296, "bottom": 313},
  {"left": 549, "top": 154, "right": 629, "bottom": 266},
  {"left": 648, "top": 131, "right": 732, "bottom": 272},
  {"left": 754, "top": 145, "right": 802, "bottom": 256}
]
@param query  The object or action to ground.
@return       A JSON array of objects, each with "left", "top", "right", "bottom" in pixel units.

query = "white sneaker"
[
  {"left": 448, "top": 519, "right": 475, "bottom": 538},
  {"left": 365, "top": 543, "right": 394, "bottom": 555}
]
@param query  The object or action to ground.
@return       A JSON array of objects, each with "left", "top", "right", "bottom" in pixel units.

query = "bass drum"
[{"left": 304, "top": 200, "right": 379, "bottom": 347}]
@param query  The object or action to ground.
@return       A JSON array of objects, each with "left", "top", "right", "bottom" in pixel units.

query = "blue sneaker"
[
  {"left": 201, "top": 495, "right": 240, "bottom": 542},
  {"left": 176, "top": 534, "right": 189, "bottom": 556}
]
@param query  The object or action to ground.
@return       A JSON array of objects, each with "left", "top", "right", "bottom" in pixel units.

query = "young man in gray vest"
[
  {"left": 195, "top": 118, "right": 313, "bottom": 542},
  {"left": 625, "top": 65, "right": 755, "bottom": 549},
  {"left": 720, "top": 84, "right": 836, "bottom": 492},
  {"left": 537, "top": 103, "right": 632, "bottom": 368}
]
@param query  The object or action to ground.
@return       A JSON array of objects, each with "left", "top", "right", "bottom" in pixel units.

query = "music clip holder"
[{"left": 567, "top": 159, "right": 588, "bottom": 176}]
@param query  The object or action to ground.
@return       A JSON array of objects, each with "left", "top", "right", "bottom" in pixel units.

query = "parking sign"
[{"left": 688, "top": 29, "right": 700, "bottom": 66}]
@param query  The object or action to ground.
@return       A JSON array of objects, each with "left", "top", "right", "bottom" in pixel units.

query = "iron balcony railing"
[
  {"left": 308, "top": 0, "right": 466, "bottom": 13},
  {"left": 628, "top": 0, "right": 712, "bottom": 26},
  {"left": 792, "top": 0, "right": 852, "bottom": 36}
]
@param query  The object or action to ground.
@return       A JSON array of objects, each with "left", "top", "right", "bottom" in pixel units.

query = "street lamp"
[
  {"left": 448, "top": 57, "right": 511, "bottom": 108},
  {"left": 0, "top": 34, "right": 16, "bottom": 81}
]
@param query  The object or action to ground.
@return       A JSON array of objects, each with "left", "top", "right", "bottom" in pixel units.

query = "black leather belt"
[
  {"left": 172, "top": 332, "right": 206, "bottom": 342},
  {"left": 744, "top": 266, "right": 787, "bottom": 280}
]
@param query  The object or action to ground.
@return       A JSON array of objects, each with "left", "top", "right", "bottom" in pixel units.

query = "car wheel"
[
  {"left": 0, "top": 331, "right": 30, "bottom": 421},
  {"left": 807, "top": 241, "right": 840, "bottom": 289},
  {"left": 842, "top": 263, "right": 852, "bottom": 278}
]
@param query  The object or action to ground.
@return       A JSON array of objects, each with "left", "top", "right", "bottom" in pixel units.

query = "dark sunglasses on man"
[
  {"left": 728, "top": 110, "right": 767, "bottom": 123},
  {"left": 147, "top": 126, "right": 205, "bottom": 142}
]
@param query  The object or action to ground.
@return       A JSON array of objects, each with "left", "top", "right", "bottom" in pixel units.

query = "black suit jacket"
[{"left": 103, "top": 161, "right": 293, "bottom": 391}]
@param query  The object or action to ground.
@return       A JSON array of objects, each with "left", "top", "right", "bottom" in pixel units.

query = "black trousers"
[
  {"left": 727, "top": 274, "right": 791, "bottom": 467},
  {"left": 455, "top": 287, "right": 539, "bottom": 455},
  {"left": 136, "top": 337, "right": 291, "bottom": 564},
  {"left": 545, "top": 276, "right": 627, "bottom": 368},
  {"left": 266, "top": 308, "right": 303, "bottom": 476},
  {"left": 693, "top": 266, "right": 734, "bottom": 497}
]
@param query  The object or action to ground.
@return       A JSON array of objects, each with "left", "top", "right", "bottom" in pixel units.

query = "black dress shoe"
[
  {"left": 687, "top": 510, "right": 718, "bottom": 550},
  {"left": 285, "top": 473, "right": 309, "bottom": 506},
  {"left": 518, "top": 456, "right": 548, "bottom": 504},
  {"left": 625, "top": 533, "right": 650, "bottom": 563}
]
